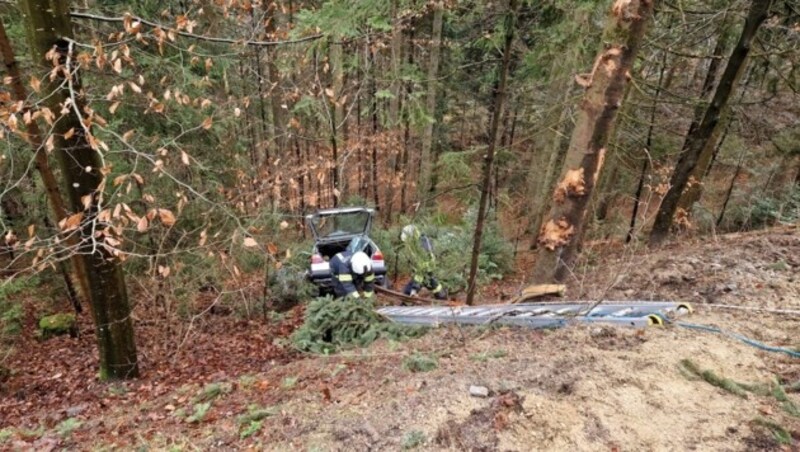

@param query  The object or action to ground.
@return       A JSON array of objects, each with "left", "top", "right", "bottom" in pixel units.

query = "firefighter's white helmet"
[
  {"left": 400, "top": 225, "right": 419, "bottom": 243},
  {"left": 351, "top": 251, "right": 372, "bottom": 275}
]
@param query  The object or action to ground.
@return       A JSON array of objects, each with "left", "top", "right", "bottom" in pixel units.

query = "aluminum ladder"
[{"left": 377, "top": 301, "right": 692, "bottom": 329}]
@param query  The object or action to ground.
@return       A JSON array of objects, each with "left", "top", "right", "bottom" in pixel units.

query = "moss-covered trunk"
[
  {"left": 531, "top": 0, "right": 654, "bottom": 283},
  {"left": 19, "top": 0, "right": 139, "bottom": 379}
]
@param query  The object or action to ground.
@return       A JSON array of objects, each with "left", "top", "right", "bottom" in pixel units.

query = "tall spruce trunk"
[
  {"left": 676, "top": 19, "right": 732, "bottom": 212},
  {"left": 416, "top": 0, "right": 443, "bottom": 207},
  {"left": 627, "top": 47, "right": 669, "bottom": 243},
  {"left": 531, "top": 0, "right": 654, "bottom": 283},
  {"left": 264, "top": 1, "right": 285, "bottom": 154},
  {"left": 20, "top": 0, "right": 139, "bottom": 379},
  {"left": 327, "top": 37, "right": 343, "bottom": 205},
  {"left": 0, "top": 18, "right": 91, "bottom": 309},
  {"left": 464, "top": 0, "right": 517, "bottom": 305},
  {"left": 649, "top": 0, "right": 771, "bottom": 246}
]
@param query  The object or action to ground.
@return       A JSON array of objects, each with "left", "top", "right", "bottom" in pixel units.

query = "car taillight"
[
  {"left": 311, "top": 254, "right": 323, "bottom": 264},
  {"left": 373, "top": 251, "right": 383, "bottom": 261}
]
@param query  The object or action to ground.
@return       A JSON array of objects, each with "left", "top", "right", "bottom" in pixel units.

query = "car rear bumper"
[{"left": 309, "top": 272, "right": 387, "bottom": 289}]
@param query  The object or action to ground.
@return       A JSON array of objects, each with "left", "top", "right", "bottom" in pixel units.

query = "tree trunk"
[
  {"left": 531, "top": 0, "right": 655, "bottom": 283},
  {"left": 416, "top": 0, "right": 443, "bottom": 208},
  {"left": 465, "top": 0, "right": 517, "bottom": 305},
  {"left": 717, "top": 146, "right": 748, "bottom": 227},
  {"left": 627, "top": 47, "right": 669, "bottom": 243},
  {"left": 370, "top": 47, "right": 380, "bottom": 210},
  {"left": 388, "top": 0, "right": 402, "bottom": 127},
  {"left": 399, "top": 30, "right": 414, "bottom": 214},
  {"left": 327, "top": 38, "right": 343, "bottom": 205},
  {"left": 0, "top": 17, "right": 92, "bottom": 310},
  {"left": 676, "top": 20, "right": 735, "bottom": 211},
  {"left": 649, "top": 0, "right": 770, "bottom": 246},
  {"left": 20, "top": 0, "right": 139, "bottom": 379},
  {"left": 264, "top": 1, "right": 285, "bottom": 154}
]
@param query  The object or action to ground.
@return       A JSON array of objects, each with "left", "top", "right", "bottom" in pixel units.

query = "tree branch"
[{"left": 69, "top": 11, "right": 323, "bottom": 47}]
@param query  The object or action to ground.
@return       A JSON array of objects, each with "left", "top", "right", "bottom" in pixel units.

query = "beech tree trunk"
[
  {"left": 20, "top": 0, "right": 139, "bottom": 379},
  {"left": 531, "top": 0, "right": 655, "bottom": 283},
  {"left": 465, "top": 0, "right": 517, "bottom": 305},
  {"left": 416, "top": 0, "right": 443, "bottom": 207},
  {"left": 649, "top": 0, "right": 771, "bottom": 246}
]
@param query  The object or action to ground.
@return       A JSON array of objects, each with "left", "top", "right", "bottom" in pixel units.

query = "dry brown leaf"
[
  {"left": 202, "top": 117, "right": 213, "bottom": 130},
  {"left": 29, "top": 76, "right": 41, "bottom": 93},
  {"left": 137, "top": 216, "right": 149, "bottom": 232},
  {"left": 63, "top": 213, "right": 84, "bottom": 231},
  {"left": 158, "top": 209, "right": 176, "bottom": 227}
]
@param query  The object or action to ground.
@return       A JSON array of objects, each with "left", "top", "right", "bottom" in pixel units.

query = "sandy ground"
[{"left": 1, "top": 226, "right": 798, "bottom": 450}]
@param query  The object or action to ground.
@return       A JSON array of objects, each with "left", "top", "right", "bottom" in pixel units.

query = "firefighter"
[
  {"left": 330, "top": 249, "right": 376, "bottom": 300},
  {"left": 399, "top": 225, "right": 447, "bottom": 300}
]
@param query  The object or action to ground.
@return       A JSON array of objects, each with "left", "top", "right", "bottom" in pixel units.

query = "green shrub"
[
  {"left": 268, "top": 266, "right": 317, "bottom": 311},
  {"left": 186, "top": 402, "right": 212, "bottom": 423},
  {"left": 373, "top": 209, "right": 514, "bottom": 293},
  {"left": 291, "top": 296, "right": 425, "bottom": 354},
  {"left": 724, "top": 186, "right": 800, "bottom": 231},
  {"left": 402, "top": 353, "right": 438, "bottom": 373},
  {"left": 401, "top": 430, "right": 426, "bottom": 449},
  {"left": 55, "top": 418, "right": 82, "bottom": 438}
]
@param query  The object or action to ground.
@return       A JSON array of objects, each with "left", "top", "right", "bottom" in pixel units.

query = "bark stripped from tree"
[
  {"left": 531, "top": 0, "right": 655, "bottom": 283},
  {"left": 465, "top": 0, "right": 518, "bottom": 305},
  {"left": 649, "top": 0, "right": 771, "bottom": 246},
  {"left": 19, "top": 0, "right": 139, "bottom": 379}
]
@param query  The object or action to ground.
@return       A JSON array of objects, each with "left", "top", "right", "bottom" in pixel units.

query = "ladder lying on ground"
[{"left": 376, "top": 301, "right": 693, "bottom": 329}]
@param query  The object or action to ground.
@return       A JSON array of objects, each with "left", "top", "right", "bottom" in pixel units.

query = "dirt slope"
[{"left": 1, "top": 226, "right": 798, "bottom": 450}]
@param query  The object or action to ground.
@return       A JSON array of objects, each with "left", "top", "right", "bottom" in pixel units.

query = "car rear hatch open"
[{"left": 306, "top": 207, "right": 374, "bottom": 244}]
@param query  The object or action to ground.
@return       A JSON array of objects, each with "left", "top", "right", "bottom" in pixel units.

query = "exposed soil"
[{"left": 1, "top": 226, "right": 799, "bottom": 450}]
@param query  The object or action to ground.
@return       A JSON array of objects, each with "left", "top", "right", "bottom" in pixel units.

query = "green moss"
[{"left": 38, "top": 313, "right": 77, "bottom": 339}]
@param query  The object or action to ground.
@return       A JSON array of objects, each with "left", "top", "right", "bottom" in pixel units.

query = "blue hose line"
[{"left": 676, "top": 321, "right": 800, "bottom": 359}]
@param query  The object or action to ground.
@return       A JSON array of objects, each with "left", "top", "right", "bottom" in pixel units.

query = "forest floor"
[{"left": 1, "top": 225, "right": 799, "bottom": 451}]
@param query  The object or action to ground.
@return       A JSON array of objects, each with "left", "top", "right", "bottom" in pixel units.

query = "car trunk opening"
[{"left": 307, "top": 209, "right": 372, "bottom": 241}]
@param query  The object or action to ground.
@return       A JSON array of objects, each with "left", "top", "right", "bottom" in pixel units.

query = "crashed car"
[{"left": 305, "top": 207, "right": 388, "bottom": 293}]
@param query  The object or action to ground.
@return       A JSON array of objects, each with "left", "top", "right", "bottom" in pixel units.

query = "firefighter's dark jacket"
[{"left": 330, "top": 251, "right": 375, "bottom": 299}]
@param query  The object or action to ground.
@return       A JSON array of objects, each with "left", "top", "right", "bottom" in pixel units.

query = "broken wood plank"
[{"left": 510, "top": 284, "right": 566, "bottom": 304}]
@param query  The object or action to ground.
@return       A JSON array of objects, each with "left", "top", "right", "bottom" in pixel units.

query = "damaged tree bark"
[{"left": 531, "top": 0, "right": 655, "bottom": 283}]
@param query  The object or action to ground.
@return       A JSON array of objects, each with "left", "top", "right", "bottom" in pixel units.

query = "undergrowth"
[{"left": 291, "top": 296, "right": 426, "bottom": 354}]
